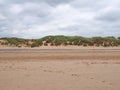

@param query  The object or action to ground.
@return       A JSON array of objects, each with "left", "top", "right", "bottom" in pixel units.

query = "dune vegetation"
[{"left": 0, "top": 36, "right": 120, "bottom": 48}]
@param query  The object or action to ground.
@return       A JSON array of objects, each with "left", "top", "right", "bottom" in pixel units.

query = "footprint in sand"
[
  {"left": 71, "top": 74, "right": 80, "bottom": 77},
  {"left": 43, "top": 69, "right": 65, "bottom": 74},
  {"left": 102, "top": 80, "right": 106, "bottom": 83},
  {"left": 90, "top": 77, "right": 94, "bottom": 79}
]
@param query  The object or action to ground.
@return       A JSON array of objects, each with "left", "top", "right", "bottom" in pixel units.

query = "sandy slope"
[{"left": 0, "top": 48, "right": 120, "bottom": 90}]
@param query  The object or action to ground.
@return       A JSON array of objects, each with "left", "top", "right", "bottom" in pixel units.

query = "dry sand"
[{"left": 0, "top": 48, "right": 120, "bottom": 90}]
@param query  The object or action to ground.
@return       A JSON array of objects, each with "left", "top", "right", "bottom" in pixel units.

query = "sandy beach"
[{"left": 0, "top": 48, "right": 120, "bottom": 90}]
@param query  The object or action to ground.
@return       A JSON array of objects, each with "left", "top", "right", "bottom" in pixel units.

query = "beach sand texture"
[{"left": 0, "top": 48, "right": 120, "bottom": 90}]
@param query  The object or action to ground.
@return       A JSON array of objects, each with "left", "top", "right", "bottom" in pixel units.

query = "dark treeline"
[{"left": 0, "top": 36, "right": 120, "bottom": 47}]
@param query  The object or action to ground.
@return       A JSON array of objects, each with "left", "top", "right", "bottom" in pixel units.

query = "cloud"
[
  {"left": 0, "top": 0, "right": 120, "bottom": 38},
  {"left": 96, "top": 7, "right": 120, "bottom": 22},
  {"left": 6, "top": 0, "right": 72, "bottom": 6},
  {"left": 9, "top": 4, "right": 23, "bottom": 14},
  {"left": 0, "top": 14, "right": 6, "bottom": 20}
]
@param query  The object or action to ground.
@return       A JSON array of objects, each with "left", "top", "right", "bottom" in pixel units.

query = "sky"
[{"left": 0, "top": 0, "right": 120, "bottom": 38}]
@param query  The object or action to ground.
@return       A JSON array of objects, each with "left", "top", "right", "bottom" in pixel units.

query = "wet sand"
[{"left": 0, "top": 48, "right": 120, "bottom": 90}]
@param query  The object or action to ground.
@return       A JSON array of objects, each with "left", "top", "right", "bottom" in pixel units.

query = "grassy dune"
[{"left": 0, "top": 36, "right": 120, "bottom": 48}]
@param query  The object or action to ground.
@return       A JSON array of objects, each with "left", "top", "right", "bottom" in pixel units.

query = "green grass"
[{"left": 0, "top": 36, "right": 120, "bottom": 47}]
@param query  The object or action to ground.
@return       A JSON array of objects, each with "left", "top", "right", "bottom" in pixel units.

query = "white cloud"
[
  {"left": 0, "top": 14, "right": 6, "bottom": 20},
  {"left": 0, "top": 0, "right": 4, "bottom": 4},
  {"left": 9, "top": 4, "right": 23, "bottom": 14},
  {"left": 96, "top": 7, "right": 120, "bottom": 22},
  {"left": 0, "top": 0, "right": 120, "bottom": 38}
]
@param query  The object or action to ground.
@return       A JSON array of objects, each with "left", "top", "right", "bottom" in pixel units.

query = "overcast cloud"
[{"left": 0, "top": 0, "right": 120, "bottom": 38}]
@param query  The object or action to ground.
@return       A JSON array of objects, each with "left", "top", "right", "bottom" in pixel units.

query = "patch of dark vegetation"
[{"left": 0, "top": 35, "right": 120, "bottom": 47}]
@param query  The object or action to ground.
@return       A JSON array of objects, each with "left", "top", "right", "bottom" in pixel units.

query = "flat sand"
[{"left": 0, "top": 48, "right": 120, "bottom": 90}]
